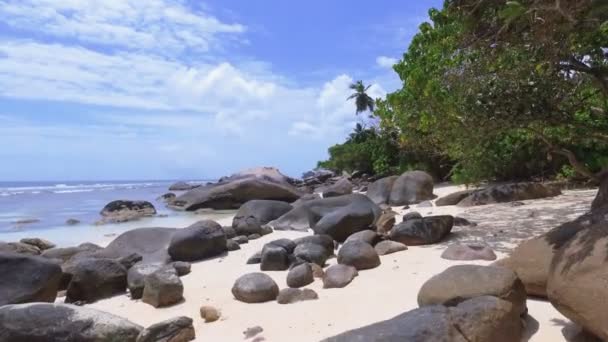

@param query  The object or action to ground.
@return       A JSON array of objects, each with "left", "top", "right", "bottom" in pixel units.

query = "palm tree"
[{"left": 347, "top": 80, "right": 375, "bottom": 114}]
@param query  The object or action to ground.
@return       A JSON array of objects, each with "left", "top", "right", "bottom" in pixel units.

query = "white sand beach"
[{"left": 85, "top": 185, "right": 598, "bottom": 342}]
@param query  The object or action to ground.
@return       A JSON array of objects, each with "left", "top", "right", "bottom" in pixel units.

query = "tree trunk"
[{"left": 592, "top": 171, "right": 608, "bottom": 211}]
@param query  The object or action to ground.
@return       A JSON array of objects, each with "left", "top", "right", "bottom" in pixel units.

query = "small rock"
[
  {"left": 344, "top": 230, "right": 381, "bottom": 246},
  {"left": 260, "top": 225, "right": 273, "bottom": 236},
  {"left": 171, "top": 261, "right": 192, "bottom": 276},
  {"left": 142, "top": 267, "right": 184, "bottom": 308},
  {"left": 19, "top": 238, "right": 55, "bottom": 251},
  {"left": 454, "top": 217, "right": 476, "bottom": 227},
  {"left": 323, "top": 264, "right": 358, "bottom": 289},
  {"left": 260, "top": 244, "right": 290, "bottom": 271},
  {"left": 374, "top": 240, "right": 408, "bottom": 255},
  {"left": 136, "top": 316, "right": 195, "bottom": 342},
  {"left": 244, "top": 326, "right": 264, "bottom": 339},
  {"left": 234, "top": 235, "right": 249, "bottom": 244},
  {"left": 200, "top": 305, "right": 221, "bottom": 323},
  {"left": 311, "top": 263, "right": 325, "bottom": 278},
  {"left": 277, "top": 288, "right": 319, "bottom": 304},
  {"left": 337, "top": 241, "right": 381, "bottom": 270},
  {"left": 287, "top": 263, "right": 314, "bottom": 288},
  {"left": 246, "top": 251, "right": 262, "bottom": 265},
  {"left": 293, "top": 243, "right": 330, "bottom": 266},
  {"left": 441, "top": 243, "right": 497, "bottom": 261},
  {"left": 227, "top": 239, "right": 241, "bottom": 251},
  {"left": 232, "top": 273, "right": 279, "bottom": 303},
  {"left": 223, "top": 226, "right": 237, "bottom": 239},
  {"left": 65, "top": 218, "right": 80, "bottom": 226}
]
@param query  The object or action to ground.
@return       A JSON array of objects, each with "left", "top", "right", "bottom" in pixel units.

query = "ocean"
[{"left": 0, "top": 180, "right": 235, "bottom": 247}]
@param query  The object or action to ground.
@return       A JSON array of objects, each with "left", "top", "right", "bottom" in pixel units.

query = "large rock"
[
  {"left": 100, "top": 200, "right": 156, "bottom": 223},
  {"left": 232, "top": 200, "right": 292, "bottom": 235},
  {"left": 458, "top": 182, "right": 561, "bottom": 206},
  {"left": 365, "top": 176, "right": 398, "bottom": 205},
  {"left": 389, "top": 216, "right": 454, "bottom": 245},
  {"left": 302, "top": 168, "right": 335, "bottom": 184},
  {"left": 168, "top": 220, "right": 227, "bottom": 261},
  {"left": 0, "top": 252, "right": 62, "bottom": 305},
  {"left": 170, "top": 176, "right": 301, "bottom": 211},
  {"left": 127, "top": 263, "right": 164, "bottom": 299},
  {"left": 286, "top": 263, "right": 314, "bottom": 288},
  {"left": 97, "top": 228, "right": 176, "bottom": 264},
  {"left": 547, "top": 223, "right": 608, "bottom": 340},
  {"left": 223, "top": 166, "right": 295, "bottom": 185},
  {"left": 260, "top": 244, "right": 290, "bottom": 271},
  {"left": 345, "top": 230, "right": 381, "bottom": 245},
  {"left": 0, "top": 303, "right": 143, "bottom": 342},
  {"left": 323, "top": 296, "right": 522, "bottom": 342},
  {"left": 232, "top": 273, "right": 279, "bottom": 303},
  {"left": 41, "top": 243, "right": 103, "bottom": 263},
  {"left": 65, "top": 258, "right": 127, "bottom": 303},
  {"left": 337, "top": 241, "right": 381, "bottom": 270},
  {"left": 142, "top": 267, "right": 184, "bottom": 308},
  {"left": 136, "top": 316, "right": 195, "bottom": 342},
  {"left": 441, "top": 244, "right": 496, "bottom": 261},
  {"left": 321, "top": 178, "right": 353, "bottom": 198},
  {"left": 389, "top": 171, "right": 435, "bottom": 206},
  {"left": 169, "top": 181, "right": 200, "bottom": 191},
  {"left": 435, "top": 190, "right": 476, "bottom": 206},
  {"left": 418, "top": 265, "right": 527, "bottom": 316},
  {"left": 293, "top": 243, "right": 331, "bottom": 266},
  {"left": 270, "top": 194, "right": 380, "bottom": 242},
  {"left": 323, "top": 264, "right": 358, "bottom": 289},
  {"left": 293, "top": 235, "right": 335, "bottom": 252}
]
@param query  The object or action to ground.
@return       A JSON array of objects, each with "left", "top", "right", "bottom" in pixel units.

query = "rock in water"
[
  {"left": 458, "top": 182, "right": 560, "bottom": 206},
  {"left": 65, "top": 258, "right": 128, "bottom": 304},
  {"left": 322, "top": 296, "right": 522, "bottom": 342},
  {"left": 323, "top": 264, "right": 358, "bottom": 289},
  {"left": 0, "top": 252, "right": 62, "bottom": 305},
  {"left": 0, "top": 303, "right": 143, "bottom": 342},
  {"left": 232, "top": 273, "right": 279, "bottom": 303},
  {"left": 417, "top": 265, "right": 527, "bottom": 316},
  {"left": 142, "top": 267, "right": 184, "bottom": 308},
  {"left": 337, "top": 241, "right": 381, "bottom": 270},
  {"left": 100, "top": 200, "right": 156, "bottom": 223},
  {"left": 136, "top": 316, "right": 195, "bottom": 342},
  {"left": 232, "top": 200, "right": 293, "bottom": 236},
  {"left": 277, "top": 288, "right": 318, "bottom": 304},
  {"left": 389, "top": 216, "right": 453, "bottom": 245},
  {"left": 321, "top": 178, "right": 353, "bottom": 198},
  {"left": 168, "top": 220, "right": 227, "bottom": 262},
  {"left": 441, "top": 244, "right": 496, "bottom": 261},
  {"left": 547, "top": 223, "right": 608, "bottom": 340},
  {"left": 286, "top": 263, "right": 314, "bottom": 288}
]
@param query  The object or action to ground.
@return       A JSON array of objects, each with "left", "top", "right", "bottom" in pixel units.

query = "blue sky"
[{"left": 0, "top": 0, "right": 442, "bottom": 181}]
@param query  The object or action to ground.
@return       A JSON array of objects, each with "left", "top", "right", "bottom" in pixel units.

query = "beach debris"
[{"left": 200, "top": 305, "right": 221, "bottom": 323}]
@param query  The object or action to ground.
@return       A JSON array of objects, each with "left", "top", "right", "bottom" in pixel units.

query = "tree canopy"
[{"left": 348, "top": 81, "right": 375, "bottom": 114}]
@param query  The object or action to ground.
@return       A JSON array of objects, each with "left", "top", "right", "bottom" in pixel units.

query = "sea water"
[{"left": 0, "top": 180, "right": 235, "bottom": 246}]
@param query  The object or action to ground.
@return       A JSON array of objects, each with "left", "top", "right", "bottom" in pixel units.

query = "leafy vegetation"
[
  {"left": 320, "top": 0, "right": 608, "bottom": 184},
  {"left": 347, "top": 81, "right": 376, "bottom": 114}
]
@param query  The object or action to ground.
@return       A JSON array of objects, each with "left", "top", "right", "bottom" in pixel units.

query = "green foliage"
[{"left": 347, "top": 81, "right": 375, "bottom": 114}]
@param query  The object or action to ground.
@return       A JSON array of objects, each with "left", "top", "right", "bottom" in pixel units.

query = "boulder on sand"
[
  {"left": 374, "top": 240, "right": 408, "bottom": 256},
  {"left": 96, "top": 227, "right": 176, "bottom": 265},
  {"left": 323, "top": 296, "right": 522, "bottom": 342},
  {"left": 365, "top": 176, "right": 398, "bottom": 205},
  {"left": 142, "top": 267, "right": 184, "bottom": 308},
  {"left": 277, "top": 288, "right": 319, "bottom": 304},
  {"left": 0, "top": 252, "right": 62, "bottom": 306},
  {"left": 458, "top": 182, "right": 560, "bottom": 206},
  {"left": 323, "top": 264, "right": 358, "bottom": 289},
  {"left": 293, "top": 243, "right": 331, "bottom": 266},
  {"left": 337, "top": 241, "right": 381, "bottom": 270},
  {"left": 127, "top": 263, "right": 164, "bottom": 300},
  {"left": 547, "top": 222, "right": 608, "bottom": 341},
  {"left": 287, "top": 263, "right": 314, "bottom": 288},
  {"left": 65, "top": 258, "right": 128, "bottom": 304},
  {"left": 168, "top": 220, "right": 227, "bottom": 262},
  {"left": 389, "top": 215, "right": 454, "bottom": 245},
  {"left": 321, "top": 178, "right": 353, "bottom": 198},
  {"left": 260, "top": 244, "right": 290, "bottom": 271},
  {"left": 389, "top": 171, "right": 435, "bottom": 206},
  {"left": 0, "top": 303, "right": 143, "bottom": 341},
  {"left": 344, "top": 230, "right": 381, "bottom": 246},
  {"left": 232, "top": 273, "right": 279, "bottom": 303},
  {"left": 270, "top": 194, "right": 381, "bottom": 242},
  {"left": 136, "top": 316, "right": 195, "bottom": 342},
  {"left": 418, "top": 265, "right": 527, "bottom": 316},
  {"left": 170, "top": 170, "right": 301, "bottom": 211},
  {"left": 232, "top": 200, "right": 292, "bottom": 235},
  {"left": 99, "top": 200, "right": 156, "bottom": 223},
  {"left": 435, "top": 190, "right": 476, "bottom": 206},
  {"left": 441, "top": 243, "right": 496, "bottom": 261},
  {"left": 223, "top": 166, "right": 295, "bottom": 185}
]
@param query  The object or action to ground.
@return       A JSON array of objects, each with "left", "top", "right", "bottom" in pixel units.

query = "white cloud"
[
  {"left": 376, "top": 56, "right": 398, "bottom": 68},
  {"left": 0, "top": 0, "right": 245, "bottom": 53}
]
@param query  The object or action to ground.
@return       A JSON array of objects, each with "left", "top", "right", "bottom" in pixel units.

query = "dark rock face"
[
  {"left": 458, "top": 182, "right": 561, "bottom": 206},
  {"left": 169, "top": 181, "right": 200, "bottom": 191},
  {"left": 260, "top": 244, "right": 290, "bottom": 271},
  {"left": 268, "top": 238, "right": 297, "bottom": 254},
  {"left": 41, "top": 243, "right": 103, "bottom": 263},
  {"left": 293, "top": 243, "right": 331, "bottom": 266},
  {"left": 246, "top": 251, "right": 262, "bottom": 264},
  {"left": 270, "top": 194, "right": 381, "bottom": 242},
  {"left": 20, "top": 238, "right": 55, "bottom": 251},
  {"left": 374, "top": 241, "right": 408, "bottom": 256},
  {"left": 168, "top": 221, "right": 227, "bottom": 262},
  {"left": 293, "top": 235, "right": 335, "bottom": 252},
  {"left": 157, "top": 192, "right": 177, "bottom": 203},
  {"left": 302, "top": 168, "right": 335, "bottom": 184},
  {"left": 232, "top": 200, "right": 293, "bottom": 235},
  {"left": 390, "top": 171, "right": 435, "bottom": 206},
  {"left": 286, "top": 263, "right": 314, "bottom": 288},
  {"left": 127, "top": 263, "right": 164, "bottom": 300},
  {"left": 547, "top": 223, "right": 608, "bottom": 341},
  {"left": 435, "top": 190, "right": 476, "bottom": 206},
  {"left": 142, "top": 267, "right": 184, "bottom": 308},
  {"left": 418, "top": 265, "right": 527, "bottom": 316},
  {"left": 344, "top": 230, "right": 381, "bottom": 246},
  {"left": 223, "top": 166, "right": 296, "bottom": 185},
  {"left": 169, "top": 177, "right": 301, "bottom": 211},
  {"left": 100, "top": 200, "right": 156, "bottom": 223},
  {"left": 65, "top": 258, "right": 127, "bottom": 304},
  {"left": 136, "top": 316, "right": 195, "bottom": 342},
  {"left": 441, "top": 244, "right": 496, "bottom": 261},
  {"left": 0, "top": 303, "right": 143, "bottom": 342},
  {"left": 277, "top": 288, "right": 318, "bottom": 304},
  {"left": 226, "top": 239, "right": 241, "bottom": 251},
  {"left": 389, "top": 216, "right": 454, "bottom": 245},
  {"left": 321, "top": 178, "right": 353, "bottom": 198},
  {"left": 323, "top": 264, "right": 358, "bottom": 289},
  {"left": 232, "top": 273, "right": 279, "bottom": 303},
  {"left": 323, "top": 296, "right": 522, "bottom": 342},
  {"left": 403, "top": 211, "right": 423, "bottom": 221},
  {"left": 0, "top": 241, "right": 41, "bottom": 255},
  {"left": 337, "top": 241, "right": 381, "bottom": 270},
  {"left": 366, "top": 176, "right": 399, "bottom": 205},
  {"left": 0, "top": 252, "right": 62, "bottom": 306},
  {"left": 171, "top": 261, "right": 191, "bottom": 276},
  {"left": 98, "top": 228, "right": 176, "bottom": 265}
]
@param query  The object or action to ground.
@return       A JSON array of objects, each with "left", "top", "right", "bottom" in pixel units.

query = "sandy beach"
[{"left": 82, "top": 184, "right": 598, "bottom": 342}]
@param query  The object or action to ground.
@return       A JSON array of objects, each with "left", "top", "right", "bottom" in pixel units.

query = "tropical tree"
[{"left": 347, "top": 80, "right": 375, "bottom": 114}]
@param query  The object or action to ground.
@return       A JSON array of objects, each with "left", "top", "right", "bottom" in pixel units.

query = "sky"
[{"left": 0, "top": 0, "right": 443, "bottom": 181}]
